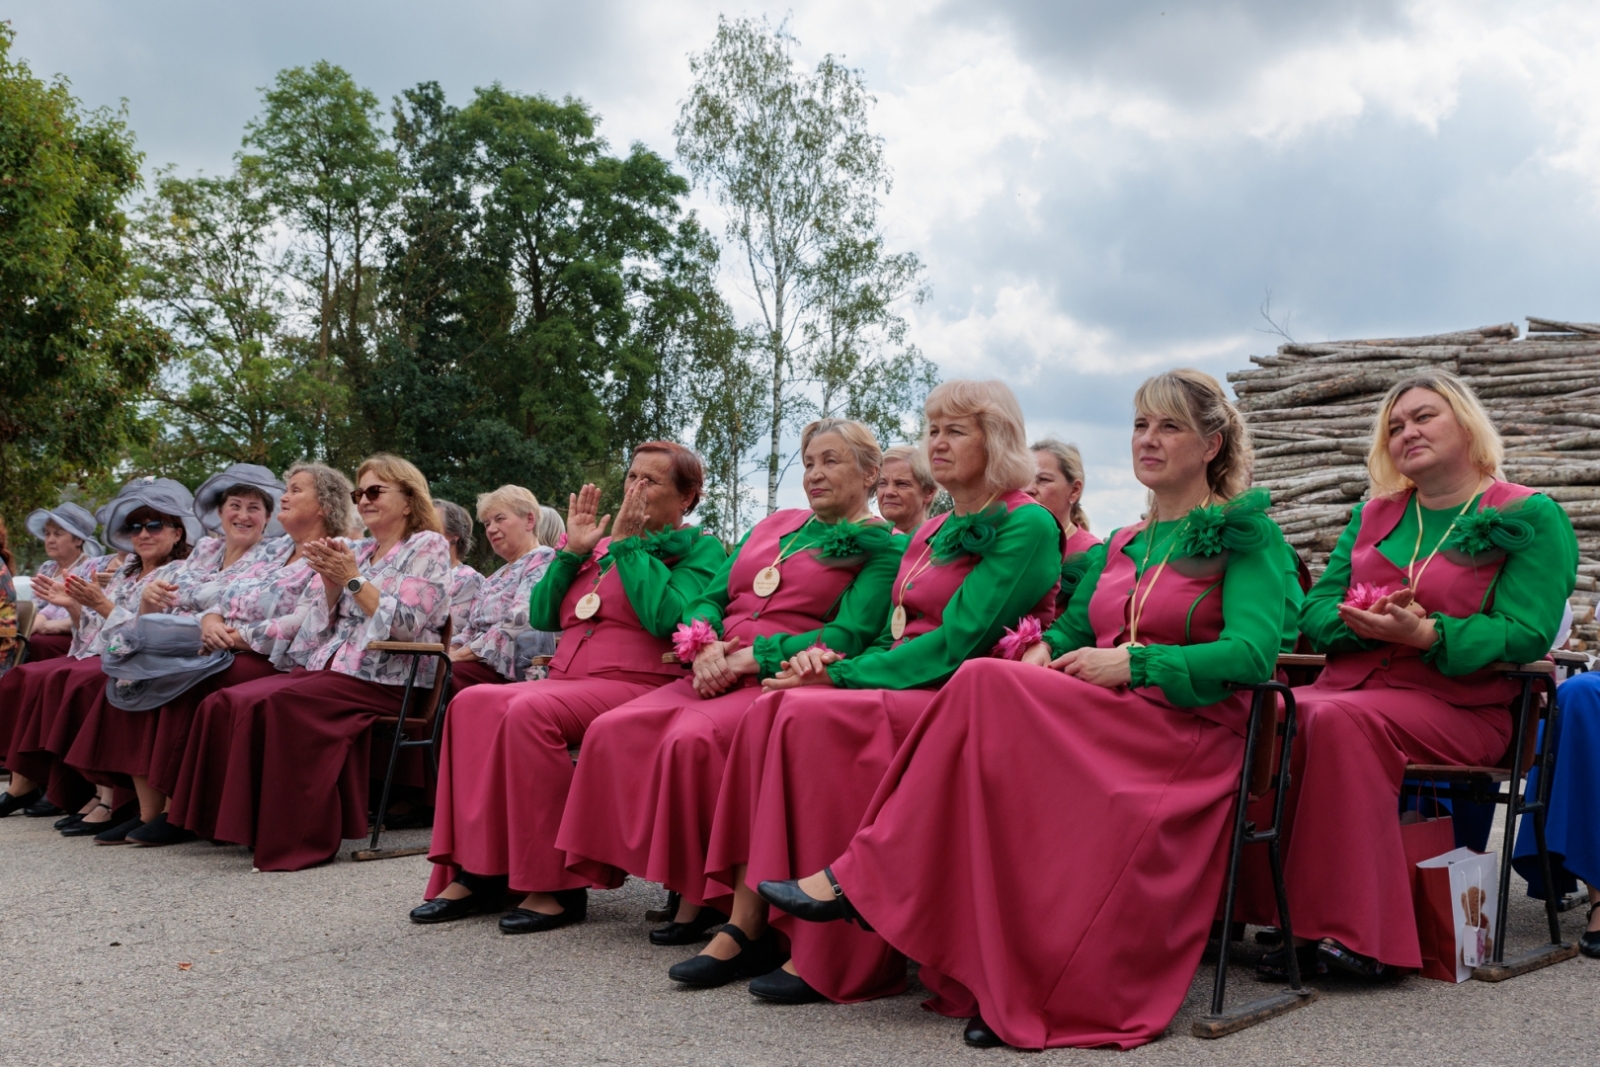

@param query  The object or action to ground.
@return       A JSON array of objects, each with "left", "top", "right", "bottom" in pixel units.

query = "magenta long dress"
[
  {"left": 424, "top": 538, "right": 700, "bottom": 898},
  {"left": 557, "top": 510, "right": 893, "bottom": 904},
  {"left": 705, "top": 490, "right": 1061, "bottom": 1002},
  {"left": 823, "top": 513, "right": 1290, "bottom": 1049}
]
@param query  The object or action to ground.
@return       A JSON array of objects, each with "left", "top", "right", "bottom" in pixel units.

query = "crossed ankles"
[{"left": 409, "top": 879, "right": 588, "bottom": 934}]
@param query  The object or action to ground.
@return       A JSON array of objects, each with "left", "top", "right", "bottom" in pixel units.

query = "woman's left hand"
[
  {"left": 609, "top": 478, "right": 651, "bottom": 542},
  {"left": 1337, "top": 601, "right": 1438, "bottom": 649},
  {"left": 762, "top": 647, "right": 842, "bottom": 691},
  {"left": 63, "top": 573, "right": 114, "bottom": 617},
  {"left": 1051, "top": 646, "right": 1132, "bottom": 689},
  {"left": 303, "top": 539, "right": 360, "bottom": 586},
  {"left": 448, "top": 645, "right": 480, "bottom": 663}
]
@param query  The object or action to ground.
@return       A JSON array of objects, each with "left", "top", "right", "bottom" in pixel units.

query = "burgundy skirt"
[
  {"left": 830, "top": 658, "right": 1245, "bottom": 1050},
  {"left": 25, "top": 633, "right": 72, "bottom": 662},
  {"left": 166, "top": 669, "right": 408, "bottom": 871},
  {"left": 425, "top": 674, "right": 662, "bottom": 898},
  {"left": 558, "top": 676, "right": 764, "bottom": 902},
  {"left": 706, "top": 685, "right": 937, "bottom": 1002},
  {"left": 0, "top": 656, "right": 107, "bottom": 807},
  {"left": 67, "top": 651, "right": 282, "bottom": 791}
]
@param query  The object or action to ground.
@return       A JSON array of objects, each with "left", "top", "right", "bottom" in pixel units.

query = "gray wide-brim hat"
[
  {"left": 105, "top": 477, "right": 205, "bottom": 552},
  {"left": 101, "top": 615, "right": 234, "bottom": 711},
  {"left": 195, "top": 463, "right": 286, "bottom": 538},
  {"left": 25, "top": 501, "right": 103, "bottom": 557}
]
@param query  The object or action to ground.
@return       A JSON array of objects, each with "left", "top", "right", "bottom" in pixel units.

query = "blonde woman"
[
  {"left": 1028, "top": 437, "right": 1096, "bottom": 554},
  {"left": 762, "top": 370, "right": 1298, "bottom": 1049},
  {"left": 1258, "top": 372, "right": 1576, "bottom": 982}
]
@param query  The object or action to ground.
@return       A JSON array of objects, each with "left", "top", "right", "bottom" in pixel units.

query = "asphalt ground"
[{"left": 0, "top": 810, "right": 1593, "bottom": 1067}]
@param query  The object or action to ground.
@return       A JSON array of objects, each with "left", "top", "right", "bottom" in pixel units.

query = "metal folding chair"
[{"left": 350, "top": 619, "right": 454, "bottom": 862}]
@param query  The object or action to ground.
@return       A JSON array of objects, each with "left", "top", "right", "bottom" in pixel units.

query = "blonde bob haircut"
[
  {"left": 355, "top": 453, "right": 442, "bottom": 538},
  {"left": 1367, "top": 371, "right": 1503, "bottom": 497},
  {"left": 1133, "top": 369, "right": 1254, "bottom": 502},
  {"left": 1030, "top": 437, "right": 1090, "bottom": 532},
  {"left": 476, "top": 484, "right": 541, "bottom": 523},
  {"left": 801, "top": 418, "right": 884, "bottom": 486},
  {"left": 882, "top": 443, "right": 937, "bottom": 495},
  {"left": 924, "top": 379, "right": 1035, "bottom": 494}
]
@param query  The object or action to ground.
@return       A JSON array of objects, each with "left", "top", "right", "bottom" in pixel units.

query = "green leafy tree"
[
  {"left": 0, "top": 24, "right": 167, "bottom": 530},
  {"left": 675, "top": 16, "right": 936, "bottom": 516}
]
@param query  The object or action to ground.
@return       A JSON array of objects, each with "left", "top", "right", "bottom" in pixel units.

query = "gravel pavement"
[{"left": 0, "top": 811, "right": 1593, "bottom": 1067}]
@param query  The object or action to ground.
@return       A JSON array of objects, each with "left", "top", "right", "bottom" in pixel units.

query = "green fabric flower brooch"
[
  {"left": 1441, "top": 503, "right": 1535, "bottom": 566},
  {"left": 1169, "top": 487, "right": 1276, "bottom": 578},
  {"left": 930, "top": 504, "right": 1007, "bottom": 562},
  {"left": 807, "top": 519, "right": 895, "bottom": 567}
]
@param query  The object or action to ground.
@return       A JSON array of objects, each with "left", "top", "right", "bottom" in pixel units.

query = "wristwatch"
[{"left": 345, "top": 575, "right": 367, "bottom": 594}]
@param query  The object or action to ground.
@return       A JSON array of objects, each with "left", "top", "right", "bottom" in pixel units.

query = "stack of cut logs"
[{"left": 1230, "top": 317, "right": 1600, "bottom": 649}]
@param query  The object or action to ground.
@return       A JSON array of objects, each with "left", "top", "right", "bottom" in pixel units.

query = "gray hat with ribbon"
[
  {"left": 104, "top": 477, "right": 205, "bottom": 552},
  {"left": 195, "top": 463, "right": 285, "bottom": 538},
  {"left": 100, "top": 615, "right": 235, "bottom": 711},
  {"left": 25, "top": 501, "right": 103, "bottom": 557}
]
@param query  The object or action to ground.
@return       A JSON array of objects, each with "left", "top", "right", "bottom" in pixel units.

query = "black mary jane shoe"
[
  {"left": 1317, "top": 938, "right": 1392, "bottom": 982},
  {"left": 963, "top": 1015, "right": 1008, "bottom": 1049},
  {"left": 125, "top": 813, "right": 198, "bottom": 848},
  {"left": 650, "top": 905, "right": 729, "bottom": 946},
  {"left": 0, "top": 788, "right": 43, "bottom": 819},
  {"left": 409, "top": 888, "right": 506, "bottom": 925},
  {"left": 757, "top": 867, "right": 871, "bottom": 930},
  {"left": 94, "top": 815, "right": 145, "bottom": 845},
  {"left": 59, "top": 803, "right": 116, "bottom": 837},
  {"left": 23, "top": 796, "right": 64, "bottom": 818},
  {"left": 1579, "top": 904, "right": 1600, "bottom": 960},
  {"left": 54, "top": 811, "right": 85, "bottom": 831},
  {"left": 499, "top": 889, "right": 589, "bottom": 935},
  {"left": 748, "top": 966, "right": 825, "bottom": 1004},
  {"left": 1255, "top": 942, "right": 1326, "bottom": 982},
  {"left": 666, "top": 924, "right": 782, "bottom": 988}
]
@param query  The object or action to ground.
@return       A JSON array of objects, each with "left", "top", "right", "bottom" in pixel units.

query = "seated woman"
[
  {"left": 875, "top": 443, "right": 937, "bottom": 535},
  {"left": 537, "top": 506, "right": 566, "bottom": 551},
  {"left": 59, "top": 465, "right": 347, "bottom": 845},
  {"left": 1257, "top": 371, "right": 1576, "bottom": 981},
  {"left": 413, "top": 444, "right": 723, "bottom": 929},
  {"left": 0, "top": 517, "right": 18, "bottom": 676},
  {"left": 0, "top": 478, "right": 198, "bottom": 825},
  {"left": 761, "top": 369, "right": 1297, "bottom": 1049},
  {"left": 557, "top": 420, "right": 905, "bottom": 951},
  {"left": 700, "top": 380, "right": 1063, "bottom": 1002},
  {"left": 22, "top": 501, "right": 108, "bottom": 661},
  {"left": 444, "top": 486, "right": 558, "bottom": 690},
  {"left": 163, "top": 454, "right": 453, "bottom": 871},
  {"left": 1029, "top": 437, "right": 1098, "bottom": 556},
  {"left": 437, "top": 500, "right": 486, "bottom": 635}
]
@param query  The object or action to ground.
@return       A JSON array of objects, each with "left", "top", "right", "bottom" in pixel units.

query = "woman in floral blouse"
[
  {"left": 0, "top": 516, "right": 20, "bottom": 677},
  {"left": 166, "top": 454, "right": 452, "bottom": 871},
  {"left": 22, "top": 501, "right": 104, "bottom": 660},
  {"left": 63, "top": 464, "right": 354, "bottom": 846},
  {"left": 0, "top": 478, "right": 197, "bottom": 823},
  {"left": 446, "top": 485, "right": 557, "bottom": 688},
  {"left": 438, "top": 500, "right": 487, "bottom": 636}
]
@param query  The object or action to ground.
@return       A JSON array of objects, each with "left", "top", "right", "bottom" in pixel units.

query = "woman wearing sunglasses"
[
  {"left": 164, "top": 455, "right": 452, "bottom": 871},
  {"left": 0, "top": 478, "right": 196, "bottom": 825}
]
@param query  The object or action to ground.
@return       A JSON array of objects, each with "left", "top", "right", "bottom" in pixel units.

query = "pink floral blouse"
[
  {"left": 214, "top": 554, "right": 321, "bottom": 658},
  {"left": 34, "top": 552, "right": 109, "bottom": 624},
  {"left": 265, "top": 530, "right": 451, "bottom": 685},
  {"left": 448, "top": 563, "right": 485, "bottom": 636},
  {"left": 453, "top": 546, "right": 557, "bottom": 679},
  {"left": 73, "top": 562, "right": 170, "bottom": 659}
]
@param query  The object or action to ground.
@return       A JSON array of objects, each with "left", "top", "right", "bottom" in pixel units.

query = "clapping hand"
[
  {"left": 610, "top": 478, "right": 651, "bottom": 541},
  {"left": 302, "top": 538, "right": 360, "bottom": 586},
  {"left": 31, "top": 573, "right": 75, "bottom": 609},
  {"left": 761, "top": 647, "right": 843, "bottom": 691},
  {"left": 1338, "top": 589, "right": 1436, "bottom": 649},
  {"left": 1051, "top": 646, "right": 1132, "bottom": 689},
  {"left": 139, "top": 579, "right": 179, "bottom": 615},
  {"left": 565, "top": 484, "right": 610, "bottom": 558},
  {"left": 63, "top": 571, "right": 114, "bottom": 617}
]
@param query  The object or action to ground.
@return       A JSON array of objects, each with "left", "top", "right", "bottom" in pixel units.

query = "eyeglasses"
[
  {"left": 122, "top": 519, "right": 173, "bottom": 535},
  {"left": 350, "top": 486, "right": 397, "bottom": 505}
]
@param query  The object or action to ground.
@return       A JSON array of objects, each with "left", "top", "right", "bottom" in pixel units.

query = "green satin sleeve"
[
  {"left": 610, "top": 532, "right": 727, "bottom": 639},
  {"left": 751, "top": 532, "right": 908, "bottom": 678},
  {"left": 527, "top": 550, "right": 586, "bottom": 632},
  {"left": 1043, "top": 541, "right": 1110, "bottom": 657},
  {"left": 1298, "top": 503, "right": 1374, "bottom": 654},
  {"left": 683, "top": 527, "right": 754, "bottom": 634},
  {"left": 828, "top": 504, "right": 1062, "bottom": 691}
]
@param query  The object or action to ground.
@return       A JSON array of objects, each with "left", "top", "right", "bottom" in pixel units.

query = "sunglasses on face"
[
  {"left": 351, "top": 486, "right": 396, "bottom": 504},
  {"left": 123, "top": 519, "right": 173, "bottom": 535}
]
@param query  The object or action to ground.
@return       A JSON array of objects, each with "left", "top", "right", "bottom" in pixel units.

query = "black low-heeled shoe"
[
  {"left": 22, "top": 796, "right": 64, "bottom": 818},
  {"left": 756, "top": 867, "right": 871, "bottom": 930},
  {"left": 963, "top": 1015, "right": 1008, "bottom": 1049},
  {"left": 1255, "top": 942, "right": 1326, "bottom": 982},
  {"left": 93, "top": 815, "right": 145, "bottom": 845},
  {"left": 748, "top": 966, "right": 825, "bottom": 1004},
  {"left": 54, "top": 812, "right": 85, "bottom": 831},
  {"left": 0, "top": 788, "right": 42, "bottom": 819},
  {"left": 125, "top": 812, "right": 198, "bottom": 848},
  {"left": 1578, "top": 904, "right": 1600, "bottom": 960},
  {"left": 499, "top": 889, "right": 588, "bottom": 935},
  {"left": 650, "top": 905, "right": 729, "bottom": 946},
  {"left": 666, "top": 924, "right": 782, "bottom": 988},
  {"left": 60, "top": 802, "right": 116, "bottom": 837},
  {"left": 409, "top": 887, "right": 506, "bottom": 925},
  {"left": 1317, "top": 938, "right": 1392, "bottom": 982}
]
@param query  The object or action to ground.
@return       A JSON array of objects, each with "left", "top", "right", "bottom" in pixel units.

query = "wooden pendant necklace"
[
  {"left": 1122, "top": 494, "right": 1209, "bottom": 649},
  {"left": 1404, "top": 481, "right": 1485, "bottom": 595}
]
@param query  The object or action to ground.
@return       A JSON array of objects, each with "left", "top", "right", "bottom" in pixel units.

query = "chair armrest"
[
  {"left": 1494, "top": 660, "right": 1555, "bottom": 675},
  {"left": 1277, "top": 653, "right": 1327, "bottom": 669},
  {"left": 368, "top": 641, "right": 449, "bottom": 654},
  {"left": 528, "top": 655, "right": 552, "bottom": 667},
  {"left": 662, "top": 652, "right": 680, "bottom": 665}
]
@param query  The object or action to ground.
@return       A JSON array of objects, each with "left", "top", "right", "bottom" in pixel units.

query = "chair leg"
[{"left": 362, "top": 656, "right": 420, "bottom": 855}]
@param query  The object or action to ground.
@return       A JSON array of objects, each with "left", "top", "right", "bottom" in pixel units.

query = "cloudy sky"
[{"left": 12, "top": 1, "right": 1600, "bottom": 527}]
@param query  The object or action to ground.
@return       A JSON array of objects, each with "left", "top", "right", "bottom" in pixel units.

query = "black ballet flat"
[
  {"left": 22, "top": 796, "right": 64, "bottom": 818},
  {"left": 409, "top": 886, "right": 506, "bottom": 925},
  {"left": 650, "top": 905, "right": 729, "bottom": 946},
  {"left": 499, "top": 889, "right": 588, "bottom": 935},
  {"left": 0, "top": 788, "right": 42, "bottom": 819},
  {"left": 748, "top": 966, "right": 825, "bottom": 1004},
  {"left": 59, "top": 802, "right": 116, "bottom": 837},
  {"left": 1577, "top": 904, "right": 1599, "bottom": 960},
  {"left": 125, "top": 813, "right": 198, "bottom": 848},
  {"left": 1255, "top": 942, "right": 1326, "bottom": 982},
  {"left": 666, "top": 924, "right": 782, "bottom": 988},
  {"left": 963, "top": 1015, "right": 1008, "bottom": 1049},
  {"left": 757, "top": 867, "right": 871, "bottom": 930},
  {"left": 1317, "top": 938, "right": 1393, "bottom": 982},
  {"left": 93, "top": 815, "right": 145, "bottom": 845},
  {"left": 53, "top": 812, "right": 84, "bottom": 831}
]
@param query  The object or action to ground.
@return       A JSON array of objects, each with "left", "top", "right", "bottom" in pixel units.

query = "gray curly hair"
[{"left": 283, "top": 462, "right": 354, "bottom": 537}]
